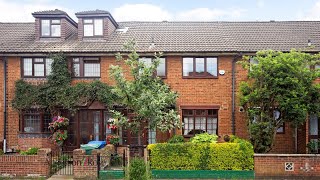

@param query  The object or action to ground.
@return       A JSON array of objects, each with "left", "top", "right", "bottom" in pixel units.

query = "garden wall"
[
  {"left": 255, "top": 154, "right": 320, "bottom": 178},
  {"left": 0, "top": 148, "right": 51, "bottom": 178}
]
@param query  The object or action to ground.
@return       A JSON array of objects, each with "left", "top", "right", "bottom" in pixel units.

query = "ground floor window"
[
  {"left": 183, "top": 109, "right": 218, "bottom": 136},
  {"left": 21, "top": 109, "right": 51, "bottom": 133}
]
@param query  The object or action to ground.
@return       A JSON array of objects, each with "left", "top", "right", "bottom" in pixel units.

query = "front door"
[
  {"left": 64, "top": 109, "right": 111, "bottom": 150},
  {"left": 309, "top": 115, "right": 320, "bottom": 153},
  {"left": 79, "top": 110, "right": 103, "bottom": 145}
]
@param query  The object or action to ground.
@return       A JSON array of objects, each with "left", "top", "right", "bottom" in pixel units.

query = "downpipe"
[{"left": 3, "top": 57, "right": 7, "bottom": 153}]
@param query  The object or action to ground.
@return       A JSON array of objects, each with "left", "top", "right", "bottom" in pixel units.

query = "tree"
[
  {"left": 109, "top": 40, "right": 181, "bottom": 146},
  {"left": 239, "top": 50, "right": 320, "bottom": 153}
]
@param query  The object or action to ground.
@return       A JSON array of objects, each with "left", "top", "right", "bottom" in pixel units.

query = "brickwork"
[
  {"left": 18, "top": 137, "right": 59, "bottom": 152},
  {"left": 254, "top": 154, "right": 320, "bottom": 177},
  {"left": 0, "top": 55, "right": 310, "bottom": 154},
  {"left": 0, "top": 148, "right": 51, "bottom": 178},
  {"left": 73, "top": 148, "right": 98, "bottom": 179},
  {"left": 61, "top": 18, "right": 77, "bottom": 40}
]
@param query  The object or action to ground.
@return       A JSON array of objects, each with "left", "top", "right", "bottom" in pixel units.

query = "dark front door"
[
  {"left": 79, "top": 110, "right": 103, "bottom": 145},
  {"left": 309, "top": 115, "right": 320, "bottom": 153},
  {"left": 64, "top": 110, "right": 105, "bottom": 150}
]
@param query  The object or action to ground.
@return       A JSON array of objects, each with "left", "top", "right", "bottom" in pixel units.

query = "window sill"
[
  {"left": 182, "top": 76, "right": 218, "bottom": 79},
  {"left": 18, "top": 132, "right": 51, "bottom": 138},
  {"left": 72, "top": 77, "right": 101, "bottom": 80}
]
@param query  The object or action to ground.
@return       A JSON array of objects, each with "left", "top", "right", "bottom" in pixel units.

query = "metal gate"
[{"left": 50, "top": 151, "right": 73, "bottom": 175}]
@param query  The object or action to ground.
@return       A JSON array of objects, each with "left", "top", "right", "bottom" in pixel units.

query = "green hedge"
[{"left": 147, "top": 142, "right": 253, "bottom": 171}]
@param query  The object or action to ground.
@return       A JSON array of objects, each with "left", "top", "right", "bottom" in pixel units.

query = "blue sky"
[{"left": 1, "top": 0, "right": 320, "bottom": 22}]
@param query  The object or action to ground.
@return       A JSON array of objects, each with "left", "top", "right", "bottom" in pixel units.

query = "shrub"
[
  {"left": 127, "top": 158, "right": 150, "bottom": 180},
  {"left": 168, "top": 135, "right": 184, "bottom": 143},
  {"left": 0, "top": 149, "right": 3, "bottom": 155},
  {"left": 190, "top": 133, "right": 218, "bottom": 143},
  {"left": 148, "top": 142, "right": 254, "bottom": 170},
  {"left": 20, "top": 147, "right": 39, "bottom": 155}
]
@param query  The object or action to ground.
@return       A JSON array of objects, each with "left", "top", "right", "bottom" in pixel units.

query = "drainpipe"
[
  {"left": 231, "top": 53, "right": 241, "bottom": 135},
  {"left": 3, "top": 56, "right": 7, "bottom": 153}
]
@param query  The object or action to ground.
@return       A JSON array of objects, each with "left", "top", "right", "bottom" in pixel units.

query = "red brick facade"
[
  {"left": 0, "top": 148, "right": 51, "bottom": 177},
  {"left": 255, "top": 154, "right": 320, "bottom": 177},
  {"left": 0, "top": 55, "right": 309, "bottom": 153}
]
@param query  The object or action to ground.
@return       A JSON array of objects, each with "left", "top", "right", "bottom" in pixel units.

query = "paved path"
[{"left": 47, "top": 175, "right": 74, "bottom": 180}]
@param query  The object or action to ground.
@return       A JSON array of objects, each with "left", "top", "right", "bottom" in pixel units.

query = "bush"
[
  {"left": 148, "top": 141, "right": 254, "bottom": 171},
  {"left": 0, "top": 149, "right": 3, "bottom": 155},
  {"left": 190, "top": 133, "right": 218, "bottom": 143},
  {"left": 20, "top": 147, "right": 39, "bottom": 155},
  {"left": 168, "top": 135, "right": 184, "bottom": 143},
  {"left": 127, "top": 158, "right": 150, "bottom": 180}
]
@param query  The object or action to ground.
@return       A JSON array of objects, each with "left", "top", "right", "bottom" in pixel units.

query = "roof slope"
[{"left": 0, "top": 21, "right": 320, "bottom": 53}]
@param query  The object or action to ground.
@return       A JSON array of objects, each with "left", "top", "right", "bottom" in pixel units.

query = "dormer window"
[
  {"left": 41, "top": 19, "right": 61, "bottom": 37},
  {"left": 83, "top": 19, "right": 103, "bottom": 37}
]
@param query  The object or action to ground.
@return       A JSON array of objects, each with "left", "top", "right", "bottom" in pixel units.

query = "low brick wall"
[
  {"left": 73, "top": 149, "right": 99, "bottom": 179},
  {"left": 255, "top": 154, "right": 320, "bottom": 178},
  {"left": 0, "top": 148, "right": 51, "bottom": 178}
]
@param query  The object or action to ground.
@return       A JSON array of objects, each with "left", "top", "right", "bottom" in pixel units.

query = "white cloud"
[
  {"left": 299, "top": 0, "right": 320, "bottom": 20},
  {"left": 112, "top": 4, "right": 172, "bottom": 21},
  {"left": 0, "top": 0, "right": 76, "bottom": 22},
  {"left": 113, "top": 4, "right": 246, "bottom": 22}
]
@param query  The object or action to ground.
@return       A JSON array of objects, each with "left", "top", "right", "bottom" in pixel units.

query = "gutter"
[
  {"left": 3, "top": 56, "right": 7, "bottom": 153},
  {"left": 231, "top": 53, "right": 242, "bottom": 135}
]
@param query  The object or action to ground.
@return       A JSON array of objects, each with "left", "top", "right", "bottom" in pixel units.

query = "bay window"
[
  {"left": 183, "top": 109, "right": 218, "bottom": 136},
  {"left": 22, "top": 110, "right": 51, "bottom": 133}
]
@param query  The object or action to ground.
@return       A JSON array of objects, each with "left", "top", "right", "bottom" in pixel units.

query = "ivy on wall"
[{"left": 12, "top": 53, "right": 115, "bottom": 115}]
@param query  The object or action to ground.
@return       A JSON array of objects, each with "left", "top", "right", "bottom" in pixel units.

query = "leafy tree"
[
  {"left": 109, "top": 40, "right": 181, "bottom": 146},
  {"left": 239, "top": 50, "right": 320, "bottom": 153}
]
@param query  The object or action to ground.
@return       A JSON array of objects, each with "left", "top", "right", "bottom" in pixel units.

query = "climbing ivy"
[{"left": 12, "top": 53, "right": 115, "bottom": 115}]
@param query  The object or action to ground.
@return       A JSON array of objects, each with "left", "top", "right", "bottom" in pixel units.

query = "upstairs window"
[
  {"left": 72, "top": 57, "right": 100, "bottom": 77},
  {"left": 22, "top": 58, "right": 53, "bottom": 77},
  {"left": 183, "top": 57, "right": 218, "bottom": 78},
  {"left": 139, "top": 57, "right": 166, "bottom": 78},
  {"left": 83, "top": 19, "right": 103, "bottom": 37},
  {"left": 41, "top": 19, "right": 61, "bottom": 37}
]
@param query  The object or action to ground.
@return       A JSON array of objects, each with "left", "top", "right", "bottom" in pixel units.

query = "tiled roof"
[
  {"left": 32, "top": 9, "right": 67, "bottom": 15},
  {"left": 0, "top": 21, "right": 320, "bottom": 53},
  {"left": 75, "top": 9, "right": 111, "bottom": 15}
]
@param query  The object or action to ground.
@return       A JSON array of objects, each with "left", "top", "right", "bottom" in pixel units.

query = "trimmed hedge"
[{"left": 148, "top": 142, "right": 253, "bottom": 171}]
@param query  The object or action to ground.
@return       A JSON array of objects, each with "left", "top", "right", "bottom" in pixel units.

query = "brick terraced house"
[{"left": 0, "top": 9, "right": 319, "bottom": 154}]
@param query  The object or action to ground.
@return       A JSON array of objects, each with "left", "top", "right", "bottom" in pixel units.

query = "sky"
[{"left": 1, "top": 0, "right": 320, "bottom": 22}]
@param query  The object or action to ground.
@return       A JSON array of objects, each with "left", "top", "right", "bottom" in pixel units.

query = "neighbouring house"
[{"left": 0, "top": 9, "right": 319, "bottom": 154}]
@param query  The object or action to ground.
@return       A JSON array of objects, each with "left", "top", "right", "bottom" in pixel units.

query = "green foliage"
[
  {"left": 20, "top": 147, "right": 39, "bottom": 155},
  {"left": 110, "top": 40, "right": 181, "bottom": 134},
  {"left": 0, "top": 149, "right": 3, "bottom": 155},
  {"left": 148, "top": 142, "right": 254, "bottom": 171},
  {"left": 168, "top": 135, "right": 184, "bottom": 143},
  {"left": 127, "top": 158, "right": 150, "bottom": 180},
  {"left": 239, "top": 50, "right": 320, "bottom": 153},
  {"left": 307, "top": 139, "right": 320, "bottom": 154},
  {"left": 12, "top": 53, "right": 115, "bottom": 115},
  {"left": 190, "top": 133, "right": 218, "bottom": 143}
]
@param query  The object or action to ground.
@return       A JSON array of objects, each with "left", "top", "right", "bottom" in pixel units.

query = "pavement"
[{"left": 47, "top": 175, "right": 74, "bottom": 180}]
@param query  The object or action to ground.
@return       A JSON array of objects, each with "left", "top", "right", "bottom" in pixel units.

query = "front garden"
[{"left": 99, "top": 134, "right": 254, "bottom": 179}]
